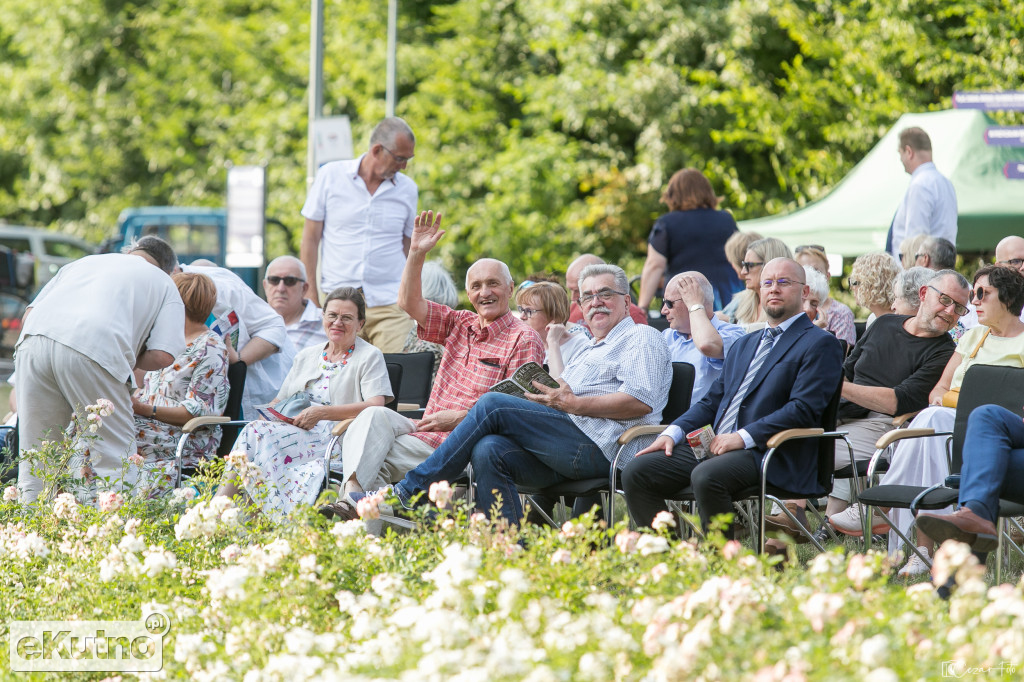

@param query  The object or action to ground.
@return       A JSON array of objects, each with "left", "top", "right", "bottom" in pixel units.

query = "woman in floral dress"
[
  {"left": 217, "top": 287, "right": 392, "bottom": 518},
  {"left": 130, "top": 272, "right": 229, "bottom": 495}
]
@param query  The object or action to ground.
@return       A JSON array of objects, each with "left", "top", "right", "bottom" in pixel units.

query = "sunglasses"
[
  {"left": 928, "top": 285, "right": 969, "bottom": 317},
  {"left": 972, "top": 286, "right": 993, "bottom": 303},
  {"left": 740, "top": 261, "right": 764, "bottom": 271},
  {"left": 662, "top": 297, "right": 682, "bottom": 309},
  {"left": 266, "top": 276, "right": 305, "bottom": 287}
]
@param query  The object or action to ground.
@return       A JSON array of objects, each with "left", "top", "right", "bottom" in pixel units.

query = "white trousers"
[
  {"left": 341, "top": 405, "right": 433, "bottom": 491},
  {"left": 15, "top": 335, "right": 135, "bottom": 502}
]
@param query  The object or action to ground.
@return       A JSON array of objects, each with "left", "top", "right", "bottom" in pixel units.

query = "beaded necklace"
[{"left": 320, "top": 344, "right": 356, "bottom": 371}]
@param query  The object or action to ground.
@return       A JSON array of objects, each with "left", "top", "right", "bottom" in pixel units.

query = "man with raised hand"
[
  {"left": 318, "top": 210, "right": 544, "bottom": 518},
  {"left": 622, "top": 257, "right": 844, "bottom": 539}
]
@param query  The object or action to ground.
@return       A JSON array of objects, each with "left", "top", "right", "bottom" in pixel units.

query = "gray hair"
[
  {"left": 370, "top": 117, "right": 415, "bottom": 149},
  {"left": 666, "top": 272, "right": 713, "bottom": 309},
  {"left": 919, "top": 236, "right": 957, "bottom": 270},
  {"left": 803, "top": 265, "right": 830, "bottom": 301},
  {"left": 266, "top": 255, "right": 307, "bottom": 281},
  {"left": 422, "top": 261, "right": 459, "bottom": 309},
  {"left": 124, "top": 235, "right": 178, "bottom": 274},
  {"left": 578, "top": 263, "right": 629, "bottom": 297},
  {"left": 894, "top": 266, "right": 934, "bottom": 311},
  {"left": 928, "top": 268, "right": 970, "bottom": 291},
  {"left": 465, "top": 258, "right": 513, "bottom": 288}
]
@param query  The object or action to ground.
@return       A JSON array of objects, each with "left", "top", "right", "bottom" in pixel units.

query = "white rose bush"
[{"left": 1, "top": 409, "right": 1023, "bottom": 680}]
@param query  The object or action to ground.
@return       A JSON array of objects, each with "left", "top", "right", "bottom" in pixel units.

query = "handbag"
[{"left": 941, "top": 328, "right": 991, "bottom": 408}]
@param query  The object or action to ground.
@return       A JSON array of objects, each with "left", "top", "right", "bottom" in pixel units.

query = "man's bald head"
[
  {"left": 760, "top": 257, "right": 808, "bottom": 322},
  {"left": 566, "top": 254, "right": 604, "bottom": 302},
  {"left": 995, "top": 236, "right": 1024, "bottom": 273}
]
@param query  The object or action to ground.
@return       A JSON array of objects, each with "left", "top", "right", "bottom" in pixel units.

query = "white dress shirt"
[
  {"left": 890, "top": 161, "right": 958, "bottom": 260},
  {"left": 300, "top": 155, "right": 418, "bottom": 307}
]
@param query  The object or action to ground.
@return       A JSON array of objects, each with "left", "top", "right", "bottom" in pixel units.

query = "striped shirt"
[
  {"left": 412, "top": 301, "right": 544, "bottom": 448},
  {"left": 561, "top": 317, "right": 672, "bottom": 464}
]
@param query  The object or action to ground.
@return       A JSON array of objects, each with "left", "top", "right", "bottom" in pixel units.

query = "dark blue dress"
[{"left": 648, "top": 208, "right": 742, "bottom": 308}]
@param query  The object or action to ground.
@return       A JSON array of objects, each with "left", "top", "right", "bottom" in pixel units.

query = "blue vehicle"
[{"left": 105, "top": 207, "right": 263, "bottom": 291}]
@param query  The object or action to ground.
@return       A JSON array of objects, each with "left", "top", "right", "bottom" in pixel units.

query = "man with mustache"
[
  {"left": 347, "top": 256, "right": 672, "bottom": 526},
  {"left": 319, "top": 210, "right": 544, "bottom": 518},
  {"left": 622, "top": 258, "right": 844, "bottom": 539}
]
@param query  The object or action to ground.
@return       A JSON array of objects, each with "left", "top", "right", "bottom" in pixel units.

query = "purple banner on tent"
[
  {"left": 985, "top": 127, "right": 1024, "bottom": 146},
  {"left": 1005, "top": 162, "right": 1024, "bottom": 180},
  {"left": 954, "top": 91, "right": 1024, "bottom": 111}
]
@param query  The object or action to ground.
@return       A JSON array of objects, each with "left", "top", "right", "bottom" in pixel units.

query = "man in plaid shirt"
[{"left": 321, "top": 210, "right": 544, "bottom": 515}]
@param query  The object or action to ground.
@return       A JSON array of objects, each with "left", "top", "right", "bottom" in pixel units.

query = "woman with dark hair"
[
  {"left": 130, "top": 272, "right": 229, "bottom": 495},
  {"left": 638, "top": 169, "right": 741, "bottom": 312},
  {"left": 830, "top": 265, "right": 1024, "bottom": 576},
  {"left": 217, "top": 286, "right": 393, "bottom": 517}
]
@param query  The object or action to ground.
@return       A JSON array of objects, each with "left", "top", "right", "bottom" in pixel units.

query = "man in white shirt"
[
  {"left": 264, "top": 255, "right": 327, "bottom": 351},
  {"left": 16, "top": 252, "right": 185, "bottom": 502},
  {"left": 661, "top": 272, "right": 745, "bottom": 406},
  {"left": 300, "top": 117, "right": 419, "bottom": 353},
  {"left": 182, "top": 262, "right": 295, "bottom": 420},
  {"left": 886, "top": 127, "right": 958, "bottom": 261}
]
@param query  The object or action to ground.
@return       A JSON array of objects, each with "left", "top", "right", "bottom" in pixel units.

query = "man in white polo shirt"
[
  {"left": 16, "top": 250, "right": 185, "bottom": 502},
  {"left": 300, "top": 117, "right": 419, "bottom": 353}
]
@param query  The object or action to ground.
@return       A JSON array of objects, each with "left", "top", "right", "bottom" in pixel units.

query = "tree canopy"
[{"left": 1, "top": 0, "right": 1021, "bottom": 280}]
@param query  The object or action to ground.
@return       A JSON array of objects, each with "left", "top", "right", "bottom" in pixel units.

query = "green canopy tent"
[{"left": 739, "top": 109, "right": 1024, "bottom": 259}]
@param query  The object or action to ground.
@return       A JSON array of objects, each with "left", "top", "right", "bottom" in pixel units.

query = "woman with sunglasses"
[
  {"left": 730, "top": 237, "right": 792, "bottom": 328},
  {"left": 515, "top": 281, "right": 591, "bottom": 377},
  {"left": 830, "top": 265, "right": 1024, "bottom": 577}
]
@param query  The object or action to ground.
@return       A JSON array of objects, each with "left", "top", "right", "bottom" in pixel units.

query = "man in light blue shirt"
[
  {"left": 887, "top": 127, "right": 958, "bottom": 260},
  {"left": 661, "top": 272, "right": 745, "bottom": 405}
]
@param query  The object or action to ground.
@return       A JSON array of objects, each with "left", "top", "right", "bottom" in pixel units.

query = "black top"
[
  {"left": 840, "top": 314, "right": 955, "bottom": 418},
  {"left": 648, "top": 208, "right": 741, "bottom": 308}
]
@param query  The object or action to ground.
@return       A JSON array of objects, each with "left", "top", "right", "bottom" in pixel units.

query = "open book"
[{"left": 489, "top": 362, "right": 559, "bottom": 399}]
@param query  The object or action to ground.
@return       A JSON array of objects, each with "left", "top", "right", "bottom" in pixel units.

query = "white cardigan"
[{"left": 274, "top": 337, "right": 392, "bottom": 408}]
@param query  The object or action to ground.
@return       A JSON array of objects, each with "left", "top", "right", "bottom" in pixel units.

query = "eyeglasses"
[
  {"left": 265, "top": 276, "right": 304, "bottom": 287},
  {"left": 579, "top": 288, "right": 627, "bottom": 306},
  {"left": 662, "top": 297, "right": 682, "bottom": 309},
  {"left": 740, "top": 261, "right": 764, "bottom": 272},
  {"left": 760, "top": 278, "right": 805, "bottom": 289},
  {"left": 517, "top": 306, "right": 540, "bottom": 318},
  {"left": 998, "top": 258, "right": 1024, "bottom": 268},
  {"left": 914, "top": 253, "right": 927, "bottom": 260},
  {"left": 927, "top": 285, "right": 969, "bottom": 317},
  {"left": 324, "top": 313, "right": 358, "bottom": 325},
  {"left": 381, "top": 144, "right": 414, "bottom": 164}
]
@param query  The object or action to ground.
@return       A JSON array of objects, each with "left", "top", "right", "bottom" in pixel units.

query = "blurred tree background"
[{"left": 1, "top": 0, "right": 1021, "bottom": 281}]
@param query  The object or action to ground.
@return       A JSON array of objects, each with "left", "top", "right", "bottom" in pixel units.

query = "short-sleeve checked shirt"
[
  {"left": 561, "top": 317, "right": 672, "bottom": 463},
  {"left": 412, "top": 301, "right": 544, "bottom": 449},
  {"left": 285, "top": 299, "right": 329, "bottom": 351}
]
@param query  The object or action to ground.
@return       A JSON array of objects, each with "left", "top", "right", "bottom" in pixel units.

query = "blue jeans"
[
  {"left": 396, "top": 393, "right": 610, "bottom": 524},
  {"left": 960, "top": 404, "right": 1024, "bottom": 522}
]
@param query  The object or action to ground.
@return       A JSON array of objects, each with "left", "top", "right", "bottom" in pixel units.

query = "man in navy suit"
[{"left": 622, "top": 257, "right": 844, "bottom": 537}]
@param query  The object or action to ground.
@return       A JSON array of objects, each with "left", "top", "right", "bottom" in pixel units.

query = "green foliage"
[{"left": 1, "top": 1, "right": 1022, "bottom": 283}]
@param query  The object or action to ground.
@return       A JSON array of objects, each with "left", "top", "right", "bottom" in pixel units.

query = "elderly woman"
[
  {"left": 849, "top": 252, "right": 901, "bottom": 327},
  {"left": 731, "top": 237, "right": 792, "bottom": 328},
  {"left": 130, "top": 272, "right": 229, "bottom": 495},
  {"left": 801, "top": 266, "right": 831, "bottom": 331},
  {"left": 795, "top": 245, "right": 856, "bottom": 345},
  {"left": 515, "top": 281, "right": 591, "bottom": 377},
  {"left": 830, "top": 265, "right": 1024, "bottom": 576},
  {"left": 217, "top": 287, "right": 393, "bottom": 517},
  {"left": 891, "top": 266, "right": 934, "bottom": 315},
  {"left": 638, "top": 169, "right": 741, "bottom": 311}
]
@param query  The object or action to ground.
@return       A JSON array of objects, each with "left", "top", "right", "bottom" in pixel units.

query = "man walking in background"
[{"left": 886, "top": 127, "right": 958, "bottom": 261}]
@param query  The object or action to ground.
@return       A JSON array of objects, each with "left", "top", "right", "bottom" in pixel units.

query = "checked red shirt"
[{"left": 411, "top": 301, "right": 544, "bottom": 449}]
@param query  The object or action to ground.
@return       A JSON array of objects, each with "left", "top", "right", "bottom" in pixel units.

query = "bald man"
[
  {"left": 566, "top": 254, "right": 648, "bottom": 327},
  {"left": 264, "top": 255, "right": 327, "bottom": 350}
]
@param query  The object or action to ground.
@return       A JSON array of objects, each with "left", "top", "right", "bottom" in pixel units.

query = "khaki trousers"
[{"left": 360, "top": 303, "right": 415, "bottom": 354}]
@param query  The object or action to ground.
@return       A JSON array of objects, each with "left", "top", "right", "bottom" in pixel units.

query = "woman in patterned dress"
[
  {"left": 130, "top": 272, "right": 229, "bottom": 495},
  {"left": 217, "top": 287, "right": 393, "bottom": 518}
]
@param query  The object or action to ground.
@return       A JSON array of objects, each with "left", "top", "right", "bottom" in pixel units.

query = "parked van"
[{"left": 0, "top": 224, "right": 96, "bottom": 295}]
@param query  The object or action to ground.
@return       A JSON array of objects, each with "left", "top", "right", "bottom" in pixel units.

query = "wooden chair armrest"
[
  {"left": 892, "top": 411, "right": 921, "bottom": 427},
  {"left": 766, "top": 428, "right": 824, "bottom": 449},
  {"left": 875, "top": 427, "right": 936, "bottom": 450},
  {"left": 181, "top": 416, "right": 230, "bottom": 433},
  {"left": 617, "top": 425, "right": 667, "bottom": 445},
  {"left": 397, "top": 403, "right": 421, "bottom": 413},
  {"left": 332, "top": 418, "right": 356, "bottom": 437}
]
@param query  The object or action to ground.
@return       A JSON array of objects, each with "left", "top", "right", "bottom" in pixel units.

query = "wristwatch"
[
  {"left": 151, "top": 404, "right": 157, "bottom": 418},
  {"left": 688, "top": 304, "right": 705, "bottom": 313}
]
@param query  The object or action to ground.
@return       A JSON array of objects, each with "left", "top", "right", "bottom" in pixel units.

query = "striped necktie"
[{"left": 717, "top": 326, "right": 783, "bottom": 434}]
